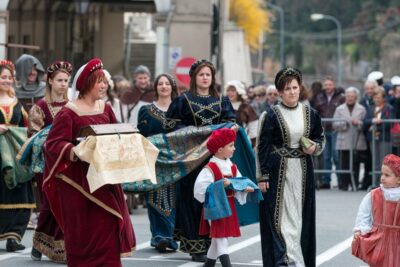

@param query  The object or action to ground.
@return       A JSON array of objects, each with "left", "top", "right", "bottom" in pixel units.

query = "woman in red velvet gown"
[
  {"left": 29, "top": 61, "right": 72, "bottom": 262},
  {"left": 43, "top": 58, "right": 135, "bottom": 267}
]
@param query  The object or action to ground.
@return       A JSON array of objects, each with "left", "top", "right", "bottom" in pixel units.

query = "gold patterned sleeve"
[{"left": 28, "top": 104, "right": 45, "bottom": 136}]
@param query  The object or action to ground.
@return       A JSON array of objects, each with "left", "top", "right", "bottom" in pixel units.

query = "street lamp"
[
  {"left": 311, "top": 13, "right": 342, "bottom": 86},
  {"left": 266, "top": 3, "right": 284, "bottom": 68}
]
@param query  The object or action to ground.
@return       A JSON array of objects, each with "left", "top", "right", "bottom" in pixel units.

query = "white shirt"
[{"left": 193, "top": 156, "right": 248, "bottom": 204}]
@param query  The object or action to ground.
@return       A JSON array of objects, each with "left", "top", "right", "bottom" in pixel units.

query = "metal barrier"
[
  {"left": 370, "top": 118, "right": 400, "bottom": 187},
  {"left": 314, "top": 118, "right": 357, "bottom": 191},
  {"left": 314, "top": 118, "right": 400, "bottom": 191}
]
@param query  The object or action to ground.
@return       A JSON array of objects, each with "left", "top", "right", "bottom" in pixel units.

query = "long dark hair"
[
  {"left": 154, "top": 73, "right": 178, "bottom": 100},
  {"left": 189, "top": 61, "right": 219, "bottom": 98}
]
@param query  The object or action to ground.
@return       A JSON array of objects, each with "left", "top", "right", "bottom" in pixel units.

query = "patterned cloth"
[
  {"left": 124, "top": 122, "right": 260, "bottom": 227},
  {"left": 0, "top": 126, "right": 31, "bottom": 189},
  {"left": 17, "top": 125, "right": 50, "bottom": 175},
  {"left": 123, "top": 123, "right": 242, "bottom": 192}
]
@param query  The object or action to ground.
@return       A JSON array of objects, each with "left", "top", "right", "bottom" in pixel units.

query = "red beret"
[
  {"left": 382, "top": 154, "right": 400, "bottom": 177},
  {"left": 207, "top": 128, "right": 237, "bottom": 154},
  {"left": 76, "top": 58, "right": 103, "bottom": 92}
]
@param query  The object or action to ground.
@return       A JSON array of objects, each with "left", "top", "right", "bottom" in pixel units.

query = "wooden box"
[{"left": 78, "top": 123, "right": 138, "bottom": 138}]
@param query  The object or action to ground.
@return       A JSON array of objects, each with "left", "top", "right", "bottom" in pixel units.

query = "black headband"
[
  {"left": 275, "top": 67, "right": 302, "bottom": 89},
  {"left": 189, "top": 59, "right": 215, "bottom": 78}
]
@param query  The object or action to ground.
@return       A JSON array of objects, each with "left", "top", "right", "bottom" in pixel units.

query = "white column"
[{"left": 155, "top": 26, "right": 166, "bottom": 76}]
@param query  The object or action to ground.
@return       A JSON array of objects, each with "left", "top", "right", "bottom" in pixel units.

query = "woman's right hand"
[
  {"left": 372, "top": 118, "right": 382, "bottom": 124},
  {"left": 0, "top": 125, "right": 8, "bottom": 134},
  {"left": 258, "top": 181, "right": 269, "bottom": 193}
]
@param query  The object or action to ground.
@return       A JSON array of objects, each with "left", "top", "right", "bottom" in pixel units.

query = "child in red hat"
[
  {"left": 352, "top": 154, "right": 400, "bottom": 267},
  {"left": 194, "top": 128, "right": 255, "bottom": 267}
]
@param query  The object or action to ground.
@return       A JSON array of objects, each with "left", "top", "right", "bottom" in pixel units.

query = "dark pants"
[
  {"left": 338, "top": 150, "right": 364, "bottom": 190},
  {"left": 357, "top": 145, "right": 372, "bottom": 190},
  {"left": 322, "top": 131, "right": 339, "bottom": 184}
]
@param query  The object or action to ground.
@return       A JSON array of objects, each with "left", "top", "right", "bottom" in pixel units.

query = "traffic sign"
[{"left": 175, "top": 57, "right": 196, "bottom": 85}]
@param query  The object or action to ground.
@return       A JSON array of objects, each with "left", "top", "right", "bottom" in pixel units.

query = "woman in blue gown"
[
  {"left": 137, "top": 73, "right": 178, "bottom": 252},
  {"left": 166, "top": 59, "right": 236, "bottom": 262}
]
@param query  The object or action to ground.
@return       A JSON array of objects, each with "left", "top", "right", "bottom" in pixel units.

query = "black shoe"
[
  {"left": 155, "top": 239, "right": 169, "bottom": 253},
  {"left": 319, "top": 183, "right": 331, "bottom": 189},
  {"left": 219, "top": 254, "right": 232, "bottom": 267},
  {"left": 191, "top": 253, "right": 207, "bottom": 262},
  {"left": 203, "top": 258, "right": 216, "bottom": 267},
  {"left": 31, "top": 247, "right": 42, "bottom": 261},
  {"left": 6, "top": 239, "right": 25, "bottom": 252},
  {"left": 339, "top": 184, "right": 349, "bottom": 191}
]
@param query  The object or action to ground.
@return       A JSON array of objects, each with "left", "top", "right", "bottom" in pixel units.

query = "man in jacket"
[{"left": 314, "top": 76, "right": 345, "bottom": 189}]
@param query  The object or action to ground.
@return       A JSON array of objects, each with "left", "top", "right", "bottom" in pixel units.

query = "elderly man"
[
  {"left": 333, "top": 87, "right": 367, "bottom": 191},
  {"left": 266, "top": 85, "right": 279, "bottom": 106},
  {"left": 120, "top": 65, "right": 154, "bottom": 126}
]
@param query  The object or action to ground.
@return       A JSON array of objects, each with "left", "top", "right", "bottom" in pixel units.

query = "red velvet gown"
[
  {"left": 43, "top": 101, "right": 135, "bottom": 267},
  {"left": 199, "top": 162, "right": 241, "bottom": 238},
  {"left": 29, "top": 99, "right": 67, "bottom": 262},
  {"left": 352, "top": 188, "right": 400, "bottom": 267}
]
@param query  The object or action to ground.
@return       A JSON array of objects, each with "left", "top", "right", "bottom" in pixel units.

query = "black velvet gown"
[
  {"left": 0, "top": 100, "right": 35, "bottom": 243},
  {"left": 256, "top": 103, "right": 325, "bottom": 267},
  {"left": 166, "top": 92, "right": 236, "bottom": 255}
]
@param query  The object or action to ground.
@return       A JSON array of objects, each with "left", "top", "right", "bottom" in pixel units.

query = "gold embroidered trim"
[
  {"left": 183, "top": 93, "right": 223, "bottom": 127},
  {"left": 301, "top": 157, "right": 307, "bottom": 206},
  {"left": 120, "top": 248, "right": 135, "bottom": 258},
  {"left": 148, "top": 104, "right": 177, "bottom": 130},
  {"left": 303, "top": 104, "right": 310, "bottom": 138},
  {"left": 33, "top": 231, "right": 66, "bottom": 263},
  {"left": 272, "top": 106, "right": 289, "bottom": 147},
  {"left": 0, "top": 232, "right": 22, "bottom": 241},
  {"left": 255, "top": 111, "right": 268, "bottom": 181},
  {"left": 275, "top": 157, "right": 287, "bottom": 239},
  {"left": 0, "top": 99, "right": 17, "bottom": 124},
  {"left": 56, "top": 174, "right": 123, "bottom": 220},
  {"left": 43, "top": 143, "right": 71, "bottom": 184},
  {"left": 65, "top": 100, "right": 105, "bottom": 116},
  {"left": 0, "top": 203, "right": 36, "bottom": 209},
  {"left": 183, "top": 93, "right": 197, "bottom": 127},
  {"left": 148, "top": 184, "right": 176, "bottom": 216},
  {"left": 174, "top": 229, "right": 210, "bottom": 253}
]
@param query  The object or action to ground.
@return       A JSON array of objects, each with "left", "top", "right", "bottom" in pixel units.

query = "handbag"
[{"left": 390, "top": 122, "right": 400, "bottom": 147}]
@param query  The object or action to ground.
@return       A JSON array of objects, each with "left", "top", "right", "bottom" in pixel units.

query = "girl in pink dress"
[{"left": 352, "top": 154, "right": 400, "bottom": 267}]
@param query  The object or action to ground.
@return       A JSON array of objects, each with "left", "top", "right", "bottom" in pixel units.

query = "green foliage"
[{"left": 265, "top": 0, "right": 399, "bottom": 68}]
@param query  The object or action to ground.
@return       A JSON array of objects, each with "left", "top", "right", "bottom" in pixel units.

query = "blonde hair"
[
  {"left": 0, "top": 65, "right": 16, "bottom": 98},
  {"left": 254, "top": 85, "right": 267, "bottom": 96},
  {"left": 373, "top": 87, "right": 386, "bottom": 98}
]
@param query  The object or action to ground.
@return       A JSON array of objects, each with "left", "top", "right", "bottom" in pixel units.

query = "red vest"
[{"left": 199, "top": 161, "right": 241, "bottom": 238}]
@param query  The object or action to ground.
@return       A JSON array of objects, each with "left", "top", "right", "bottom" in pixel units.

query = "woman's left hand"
[
  {"left": 302, "top": 143, "right": 316, "bottom": 155},
  {"left": 0, "top": 125, "right": 8, "bottom": 134},
  {"left": 230, "top": 124, "right": 239, "bottom": 132},
  {"left": 244, "top": 187, "right": 254, "bottom": 193}
]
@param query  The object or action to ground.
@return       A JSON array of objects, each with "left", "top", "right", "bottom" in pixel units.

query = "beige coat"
[{"left": 333, "top": 103, "right": 367, "bottom": 150}]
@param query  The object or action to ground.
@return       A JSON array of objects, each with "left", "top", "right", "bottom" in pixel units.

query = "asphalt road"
[{"left": 0, "top": 189, "right": 368, "bottom": 267}]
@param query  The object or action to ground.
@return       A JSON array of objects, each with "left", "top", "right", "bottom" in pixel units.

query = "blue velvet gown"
[
  {"left": 257, "top": 103, "right": 325, "bottom": 267},
  {"left": 137, "top": 103, "right": 178, "bottom": 250},
  {"left": 165, "top": 92, "right": 236, "bottom": 255}
]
